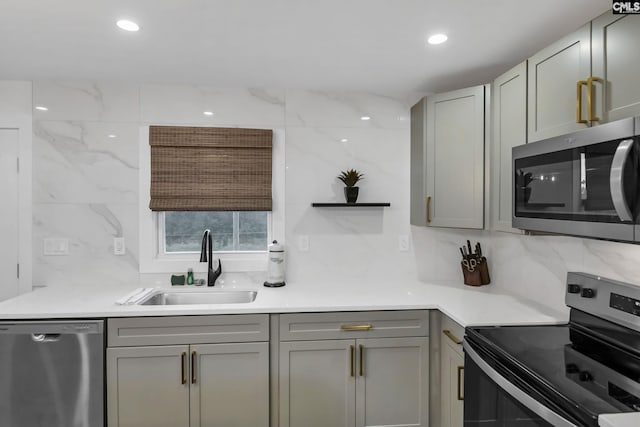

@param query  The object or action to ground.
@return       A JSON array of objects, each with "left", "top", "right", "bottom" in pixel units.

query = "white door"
[{"left": 0, "top": 129, "right": 19, "bottom": 302}]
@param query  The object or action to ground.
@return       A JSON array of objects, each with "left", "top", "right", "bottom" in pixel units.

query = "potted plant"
[
  {"left": 516, "top": 169, "right": 536, "bottom": 204},
  {"left": 337, "top": 169, "right": 364, "bottom": 203}
]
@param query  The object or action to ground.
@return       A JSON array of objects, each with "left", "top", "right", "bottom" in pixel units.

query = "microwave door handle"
[
  {"left": 463, "top": 340, "right": 579, "bottom": 427},
  {"left": 609, "top": 138, "right": 635, "bottom": 222}
]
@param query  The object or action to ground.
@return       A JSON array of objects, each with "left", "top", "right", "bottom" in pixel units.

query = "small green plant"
[{"left": 337, "top": 169, "right": 364, "bottom": 187}]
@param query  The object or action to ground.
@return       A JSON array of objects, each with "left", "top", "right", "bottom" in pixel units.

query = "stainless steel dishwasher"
[{"left": 0, "top": 320, "right": 104, "bottom": 427}]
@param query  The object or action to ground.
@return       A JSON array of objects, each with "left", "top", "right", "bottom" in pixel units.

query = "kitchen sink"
[{"left": 136, "top": 289, "right": 257, "bottom": 305}]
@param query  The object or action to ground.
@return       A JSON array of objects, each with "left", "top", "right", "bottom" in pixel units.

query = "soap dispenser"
[{"left": 264, "top": 240, "right": 286, "bottom": 287}]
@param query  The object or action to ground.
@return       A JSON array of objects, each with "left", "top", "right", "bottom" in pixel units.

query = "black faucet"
[{"left": 200, "top": 229, "right": 222, "bottom": 286}]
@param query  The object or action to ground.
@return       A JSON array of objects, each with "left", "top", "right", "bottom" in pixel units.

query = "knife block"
[{"left": 461, "top": 258, "right": 491, "bottom": 286}]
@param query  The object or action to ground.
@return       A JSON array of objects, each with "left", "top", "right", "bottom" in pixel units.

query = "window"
[{"left": 162, "top": 211, "right": 269, "bottom": 253}]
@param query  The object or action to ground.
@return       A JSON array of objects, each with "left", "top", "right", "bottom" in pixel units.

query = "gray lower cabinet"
[
  {"left": 106, "top": 315, "right": 269, "bottom": 427},
  {"left": 278, "top": 311, "right": 430, "bottom": 427},
  {"left": 439, "top": 316, "right": 465, "bottom": 427}
]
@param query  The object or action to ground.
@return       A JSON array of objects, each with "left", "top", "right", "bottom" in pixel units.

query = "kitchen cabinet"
[
  {"left": 410, "top": 97, "right": 427, "bottom": 226},
  {"left": 527, "top": 23, "right": 591, "bottom": 142},
  {"left": 106, "top": 315, "right": 270, "bottom": 427},
  {"left": 490, "top": 61, "right": 527, "bottom": 233},
  {"left": 440, "top": 315, "right": 465, "bottom": 427},
  {"left": 592, "top": 12, "right": 640, "bottom": 123},
  {"left": 425, "top": 85, "right": 486, "bottom": 229},
  {"left": 528, "top": 11, "right": 640, "bottom": 143},
  {"left": 278, "top": 311, "right": 430, "bottom": 427}
]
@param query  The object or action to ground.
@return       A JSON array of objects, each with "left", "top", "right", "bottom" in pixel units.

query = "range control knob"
[
  {"left": 567, "top": 284, "right": 581, "bottom": 294},
  {"left": 579, "top": 371, "right": 593, "bottom": 382},
  {"left": 565, "top": 363, "right": 580, "bottom": 374},
  {"left": 581, "top": 288, "right": 596, "bottom": 298}
]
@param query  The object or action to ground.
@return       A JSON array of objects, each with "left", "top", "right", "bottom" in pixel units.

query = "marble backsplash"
[
  {"left": 32, "top": 81, "right": 416, "bottom": 288},
  {"left": 30, "top": 80, "right": 640, "bottom": 313}
]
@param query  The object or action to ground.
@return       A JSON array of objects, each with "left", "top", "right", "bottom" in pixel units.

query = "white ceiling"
[{"left": 0, "top": 0, "right": 611, "bottom": 98}]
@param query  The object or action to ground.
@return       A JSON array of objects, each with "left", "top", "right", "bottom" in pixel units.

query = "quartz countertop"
[{"left": 0, "top": 278, "right": 568, "bottom": 327}]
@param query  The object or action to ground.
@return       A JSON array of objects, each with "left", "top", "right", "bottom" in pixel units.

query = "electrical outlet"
[
  {"left": 398, "top": 235, "right": 409, "bottom": 252},
  {"left": 43, "top": 238, "right": 69, "bottom": 256},
  {"left": 113, "top": 237, "right": 126, "bottom": 255},
  {"left": 298, "top": 235, "right": 310, "bottom": 252}
]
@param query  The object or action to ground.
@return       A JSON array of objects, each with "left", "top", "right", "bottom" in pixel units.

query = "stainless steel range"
[{"left": 464, "top": 272, "right": 640, "bottom": 426}]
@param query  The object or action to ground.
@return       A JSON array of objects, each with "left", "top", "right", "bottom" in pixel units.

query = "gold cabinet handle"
[
  {"left": 349, "top": 345, "right": 355, "bottom": 377},
  {"left": 191, "top": 351, "right": 197, "bottom": 384},
  {"left": 426, "top": 196, "right": 432, "bottom": 224},
  {"left": 340, "top": 324, "right": 373, "bottom": 331},
  {"left": 181, "top": 352, "right": 187, "bottom": 385},
  {"left": 443, "top": 329, "right": 463, "bottom": 345},
  {"left": 457, "top": 366, "right": 464, "bottom": 401},
  {"left": 576, "top": 80, "right": 588, "bottom": 124},
  {"left": 587, "top": 76, "right": 603, "bottom": 122},
  {"left": 359, "top": 344, "right": 364, "bottom": 377}
]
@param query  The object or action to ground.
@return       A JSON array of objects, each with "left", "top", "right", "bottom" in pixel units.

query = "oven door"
[{"left": 463, "top": 340, "right": 579, "bottom": 427}]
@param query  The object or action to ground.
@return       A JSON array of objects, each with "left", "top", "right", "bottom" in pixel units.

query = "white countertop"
[
  {"left": 0, "top": 278, "right": 567, "bottom": 327},
  {"left": 599, "top": 413, "right": 640, "bottom": 427}
]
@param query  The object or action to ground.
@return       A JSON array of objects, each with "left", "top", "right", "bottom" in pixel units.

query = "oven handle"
[
  {"left": 463, "top": 340, "right": 579, "bottom": 427},
  {"left": 609, "top": 138, "right": 635, "bottom": 222}
]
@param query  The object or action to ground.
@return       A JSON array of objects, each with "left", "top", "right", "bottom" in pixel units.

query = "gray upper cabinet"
[
  {"left": 527, "top": 23, "right": 591, "bottom": 142},
  {"left": 410, "top": 97, "right": 427, "bottom": 227},
  {"left": 592, "top": 12, "right": 640, "bottom": 123},
  {"left": 491, "top": 62, "right": 527, "bottom": 233},
  {"left": 426, "top": 85, "right": 485, "bottom": 229}
]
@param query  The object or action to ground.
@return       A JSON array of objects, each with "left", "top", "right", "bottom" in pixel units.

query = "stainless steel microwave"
[{"left": 512, "top": 117, "right": 640, "bottom": 242}]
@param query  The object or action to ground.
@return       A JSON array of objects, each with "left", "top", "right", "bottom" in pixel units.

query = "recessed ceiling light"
[
  {"left": 35, "top": 106, "right": 48, "bottom": 111},
  {"left": 427, "top": 34, "right": 448, "bottom": 45},
  {"left": 360, "top": 116, "right": 371, "bottom": 121},
  {"left": 116, "top": 19, "right": 140, "bottom": 32},
  {"left": 108, "top": 134, "right": 117, "bottom": 138},
  {"left": 203, "top": 111, "right": 214, "bottom": 116},
  {"left": 340, "top": 138, "right": 348, "bottom": 143}
]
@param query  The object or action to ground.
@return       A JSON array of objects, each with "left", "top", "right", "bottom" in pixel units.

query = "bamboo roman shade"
[{"left": 149, "top": 126, "right": 273, "bottom": 211}]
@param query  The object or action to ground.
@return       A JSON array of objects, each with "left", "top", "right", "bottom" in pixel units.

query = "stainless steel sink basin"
[{"left": 137, "top": 290, "right": 257, "bottom": 305}]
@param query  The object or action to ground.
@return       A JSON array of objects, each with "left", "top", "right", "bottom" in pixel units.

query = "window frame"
[{"left": 139, "top": 126, "right": 285, "bottom": 274}]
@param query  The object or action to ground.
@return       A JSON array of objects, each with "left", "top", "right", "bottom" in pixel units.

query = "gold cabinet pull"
[
  {"left": 457, "top": 366, "right": 464, "bottom": 401},
  {"left": 180, "top": 352, "right": 187, "bottom": 385},
  {"left": 359, "top": 344, "right": 364, "bottom": 376},
  {"left": 443, "top": 329, "right": 463, "bottom": 345},
  {"left": 191, "top": 351, "right": 197, "bottom": 384},
  {"left": 576, "top": 80, "right": 588, "bottom": 124},
  {"left": 349, "top": 345, "right": 355, "bottom": 377},
  {"left": 340, "top": 324, "right": 373, "bottom": 331},
  {"left": 587, "top": 76, "right": 603, "bottom": 122},
  {"left": 426, "top": 196, "right": 432, "bottom": 224}
]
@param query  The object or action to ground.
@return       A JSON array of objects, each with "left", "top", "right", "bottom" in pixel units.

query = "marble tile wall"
[{"left": 31, "top": 81, "right": 415, "bottom": 287}]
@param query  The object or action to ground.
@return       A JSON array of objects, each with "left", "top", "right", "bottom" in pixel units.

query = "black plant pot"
[{"left": 344, "top": 186, "right": 359, "bottom": 203}]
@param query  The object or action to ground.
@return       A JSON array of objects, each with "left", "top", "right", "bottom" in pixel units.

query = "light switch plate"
[
  {"left": 113, "top": 237, "right": 126, "bottom": 255},
  {"left": 398, "top": 235, "right": 409, "bottom": 252},
  {"left": 298, "top": 235, "right": 310, "bottom": 252},
  {"left": 43, "top": 238, "right": 69, "bottom": 256}
]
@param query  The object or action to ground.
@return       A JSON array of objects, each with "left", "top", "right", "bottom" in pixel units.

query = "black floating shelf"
[{"left": 311, "top": 202, "right": 391, "bottom": 207}]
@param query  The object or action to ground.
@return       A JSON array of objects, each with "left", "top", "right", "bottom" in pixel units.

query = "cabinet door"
[
  {"left": 440, "top": 339, "right": 464, "bottom": 427},
  {"left": 528, "top": 23, "right": 591, "bottom": 142},
  {"left": 410, "top": 97, "right": 428, "bottom": 226},
  {"left": 426, "top": 85, "right": 485, "bottom": 229},
  {"left": 190, "top": 342, "right": 269, "bottom": 427},
  {"left": 355, "top": 337, "right": 429, "bottom": 427},
  {"left": 491, "top": 62, "right": 527, "bottom": 233},
  {"left": 592, "top": 12, "right": 640, "bottom": 123},
  {"left": 107, "top": 345, "right": 190, "bottom": 427},
  {"left": 279, "top": 340, "right": 356, "bottom": 427}
]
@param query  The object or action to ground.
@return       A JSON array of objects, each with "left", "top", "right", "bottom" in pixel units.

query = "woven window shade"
[{"left": 149, "top": 126, "right": 273, "bottom": 211}]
